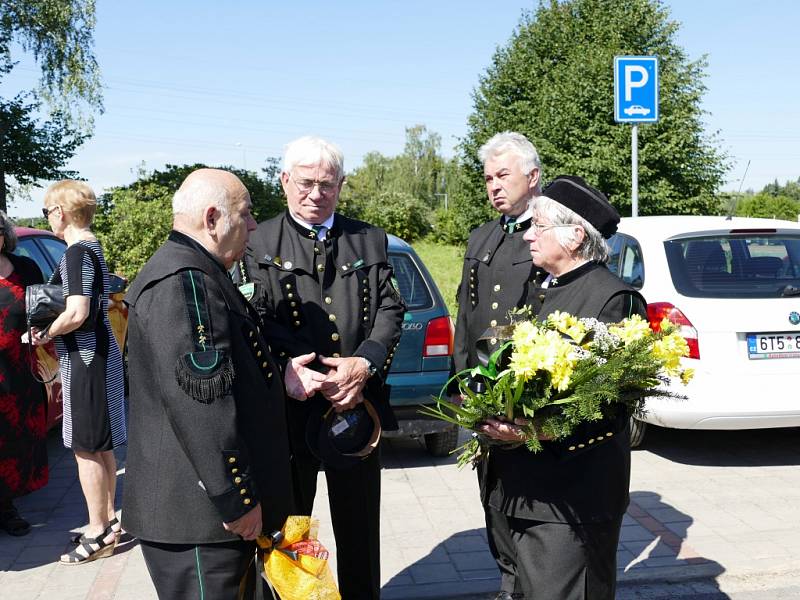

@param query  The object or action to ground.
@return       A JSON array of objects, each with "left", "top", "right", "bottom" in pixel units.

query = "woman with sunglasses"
[{"left": 34, "top": 181, "right": 126, "bottom": 564}]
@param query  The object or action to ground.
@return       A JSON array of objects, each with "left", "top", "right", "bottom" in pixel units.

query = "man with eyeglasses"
[
  {"left": 449, "top": 131, "right": 543, "bottom": 600},
  {"left": 242, "top": 136, "right": 405, "bottom": 599}
]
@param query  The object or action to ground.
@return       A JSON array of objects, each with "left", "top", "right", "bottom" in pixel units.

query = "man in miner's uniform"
[
  {"left": 122, "top": 169, "right": 295, "bottom": 599},
  {"left": 449, "top": 131, "right": 543, "bottom": 600},
  {"left": 240, "top": 136, "right": 405, "bottom": 600}
]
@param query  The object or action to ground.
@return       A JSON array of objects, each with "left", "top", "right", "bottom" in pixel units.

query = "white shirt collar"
[
  {"left": 288, "top": 211, "right": 335, "bottom": 235},
  {"left": 504, "top": 207, "right": 532, "bottom": 223}
]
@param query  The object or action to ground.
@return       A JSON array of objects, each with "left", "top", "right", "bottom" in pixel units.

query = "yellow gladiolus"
[
  {"left": 652, "top": 332, "right": 689, "bottom": 376},
  {"left": 509, "top": 322, "right": 577, "bottom": 390},
  {"left": 609, "top": 314, "right": 652, "bottom": 345},
  {"left": 548, "top": 311, "right": 586, "bottom": 342}
]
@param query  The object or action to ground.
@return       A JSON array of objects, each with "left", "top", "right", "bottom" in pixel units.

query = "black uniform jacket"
[
  {"left": 243, "top": 211, "right": 405, "bottom": 430},
  {"left": 484, "top": 261, "right": 647, "bottom": 524},
  {"left": 122, "top": 232, "right": 294, "bottom": 543},
  {"left": 450, "top": 216, "right": 537, "bottom": 392}
]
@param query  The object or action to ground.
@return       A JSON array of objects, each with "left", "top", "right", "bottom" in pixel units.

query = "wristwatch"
[{"left": 362, "top": 357, "right": 378, "bottom": 377}]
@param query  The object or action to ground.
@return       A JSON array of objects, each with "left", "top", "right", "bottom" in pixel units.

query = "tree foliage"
[
  {"left": 762, "top": 177, "right": 800, "bottom": 203},
  {"left": 94, "top": 161, "right": 284, "bottom": 280},
  {"left": 94, "top": 181, "right": 174, "bottom": 281},
  {"left": 359, "top": 190, "right": 432, "bottom": 242},
  {"left": 734, "top": 193, "right": 799, "bottom": 222},
  {"left": 340, "top": 125, "right": 446, "bottom": 241},
  {"left": 452, "top": 0, "right": 728, "bottom": 241},
  {"left": 1, "top": 0, "right": 103, "bottom": 210},
  {"left": 0, "top": 89, "right": 86, "bottom": 210},
  {"left": 0, "top": 0, "right": 103, "bottom": 127}
]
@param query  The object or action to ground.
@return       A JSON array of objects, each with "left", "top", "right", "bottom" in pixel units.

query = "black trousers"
[
  {"left": 140, "top": 539, "right": 257, "bottom": 600},
  {"left": 485, "top": 506, "right": 524, "bottom": 596},
  {"left": 486, "top": 506, "right": 623, "bottom": 600},
  {"left": 290, "top": 412, "right": 382, "bottom": 600}
]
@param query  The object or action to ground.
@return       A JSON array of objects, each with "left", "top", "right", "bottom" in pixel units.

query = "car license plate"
[{"left": 747, "top": 332, "right": 800, "bottom": 359}]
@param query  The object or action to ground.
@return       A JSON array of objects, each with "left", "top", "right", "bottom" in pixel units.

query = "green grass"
[{"left": 410, "top": 239, "right": 465, "bottom": 316}]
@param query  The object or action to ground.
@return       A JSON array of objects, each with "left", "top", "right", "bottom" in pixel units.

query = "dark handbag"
[
  {"left": 25, "top": 283, "right": 66, "bottom": 330},
  {"left": 26, "top": 245, "right": 104, "bottom": 333},
  {"left": 24, "top": 245, "right": 105, "bottom": 384},
  {"left": 25, "top": 282, "right": 64, "bottom": 384}
]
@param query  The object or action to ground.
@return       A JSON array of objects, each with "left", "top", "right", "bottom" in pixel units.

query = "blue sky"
[{"left": 4, "top": 0, "right": 799, "bottom": 218}]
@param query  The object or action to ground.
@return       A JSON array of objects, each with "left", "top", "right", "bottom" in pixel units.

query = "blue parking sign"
[{"left": 614, "top": 56, "right": 659, "bottom": 123}]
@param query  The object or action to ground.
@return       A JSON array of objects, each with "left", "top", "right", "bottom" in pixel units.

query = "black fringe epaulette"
[
  {"left": 176, "top": 269, "right": 235, "bottom": 403},
  {"left": 175, "top": 350, "right": 234, "bottom": 404}
]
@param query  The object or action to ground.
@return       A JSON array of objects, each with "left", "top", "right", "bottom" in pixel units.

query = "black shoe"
[
  {"left": 494, "top": 593, "right": 524, "bottom": 600},
  {"left": 0, "top": 504, "right": 31, "bottom": 537}
]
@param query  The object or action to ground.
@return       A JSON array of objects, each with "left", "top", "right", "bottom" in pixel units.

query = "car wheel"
[
  {"left": 424, "top": 426, "right": 459, "bottom": 457},
  {"left": 629, "top": 417, "right": 647, "bottom": 448}
]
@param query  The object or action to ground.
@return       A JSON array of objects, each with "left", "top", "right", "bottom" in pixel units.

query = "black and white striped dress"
[{"left": 54, "top": 240, "right": 126, "bottom": 452}]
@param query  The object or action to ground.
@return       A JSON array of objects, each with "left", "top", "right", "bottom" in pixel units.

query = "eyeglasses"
[
  {"left": 42, "top": 206, "right": 60, "bottom": 218},
  {"left": 530, "top": 222, "right": 575, "bottom": 234},
  {"left": 289, "top": 173, "right": 340, "bottom": 195}
]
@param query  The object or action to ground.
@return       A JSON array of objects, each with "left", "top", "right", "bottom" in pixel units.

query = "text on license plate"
[{"left": 747, "top": 332, "right": 800, "bottom": 359}]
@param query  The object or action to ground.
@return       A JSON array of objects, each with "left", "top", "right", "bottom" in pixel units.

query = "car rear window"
[
  {"left": 388, "top": 252, "right": 433, "bottom": 310},
  {"left": 665, "top": 233, "right": 800, "bottom": 298},
  {"left": 13, "top": 237, "right": 56, "bottom": 280}
]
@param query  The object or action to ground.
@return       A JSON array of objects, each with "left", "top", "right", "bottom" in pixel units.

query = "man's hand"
[
  {"left": 480, "top": 416, "right": 552, "bottom": 442},
  {"left": 284, "top": 352, "right": 326, "bottom": 400},
  {"left": 318, "top": 355, "right": 370, "bottom": 411},
  {"left": 223, "top": 503, "right": 262, "bottom": 540}
]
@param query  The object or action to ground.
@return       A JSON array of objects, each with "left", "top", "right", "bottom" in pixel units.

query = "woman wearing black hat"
[{"left": 478, "top": 176, "right": 646, "bottom": 600}]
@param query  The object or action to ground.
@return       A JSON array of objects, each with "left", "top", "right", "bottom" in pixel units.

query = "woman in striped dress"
[{"left": 32, "top": 181, "right": 126, "bottom": 565}]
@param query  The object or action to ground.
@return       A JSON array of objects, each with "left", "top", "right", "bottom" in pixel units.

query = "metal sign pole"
[
  {"left": 614, "top": 55, "right": 658, "bottom": 217},
  {"left": 631, "top": 123, "right": 639, "bottom": 217}
]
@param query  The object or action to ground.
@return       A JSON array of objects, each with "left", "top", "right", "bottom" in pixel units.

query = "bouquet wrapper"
[{"left": 257, "top": 516, "right": 340, "bottom": 600}]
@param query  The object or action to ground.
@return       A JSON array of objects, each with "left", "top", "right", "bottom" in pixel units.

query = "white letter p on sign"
[{"left": 624, "top": 65, "right": 648, "bottom": 101}]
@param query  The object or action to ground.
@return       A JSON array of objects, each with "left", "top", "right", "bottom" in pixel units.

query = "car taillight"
[
  {"left": 646, "top": 302, "right": 700, "bottom": 359},
  {"left": 423, "top": 316, "right": 454, "bottom": 357}
]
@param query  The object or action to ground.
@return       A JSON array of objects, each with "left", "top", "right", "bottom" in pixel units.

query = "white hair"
[
  {"left": 283, "top": 136, "right": 344, "bottom": 180},
  {"left": 532, "top": 195, "right": 609, "bottom": 262},
  {"left": 479, "top": 131, "right": 542, "bottom": 184},
  {"left": 172, "top": 176, "right": 231, "bottom": 234}
]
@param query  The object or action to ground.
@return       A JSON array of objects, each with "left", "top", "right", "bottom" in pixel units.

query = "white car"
[{"left": 607, "top": 216, "right": 800, "bottom": 446}]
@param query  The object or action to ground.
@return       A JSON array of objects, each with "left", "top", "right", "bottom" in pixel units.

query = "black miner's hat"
[
  {"left": 306, "top": 400, "right": 381, "bottom": 470},
  {"left": 542, "top": 175, "right": 620, "bottom": 238}
]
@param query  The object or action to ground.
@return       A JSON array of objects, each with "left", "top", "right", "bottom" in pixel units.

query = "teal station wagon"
[{"left": 384, "top": 235, "right": 458, "bottom": 456}]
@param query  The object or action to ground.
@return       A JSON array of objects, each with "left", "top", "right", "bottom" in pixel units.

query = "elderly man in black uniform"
[
  {"left": 122, "top": 169, "right": 294, "bottom": 599},
  {"left": 478, "top": 176, "right": 647, "bottom": 600},
  {"left": 450, "top": 131, "right": 542, "bottom": 600},
  {"left": 243, "top": 136, "right": 405, "bottom": 600}
]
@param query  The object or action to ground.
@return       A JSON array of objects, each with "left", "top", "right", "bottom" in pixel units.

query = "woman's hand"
[
  {"left": 479, "top": 416, "right": 553, "bottom": 442},
  {"left": 29, "top": 326, "right": 51, "bottom": 346},
  {"left": 480, "top": 416, "right": 530, "bottom": 442}
]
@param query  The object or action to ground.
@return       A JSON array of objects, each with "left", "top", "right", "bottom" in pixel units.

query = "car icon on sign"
[{"left": 624, "top": 104, "right": 651, "bottom": 116}]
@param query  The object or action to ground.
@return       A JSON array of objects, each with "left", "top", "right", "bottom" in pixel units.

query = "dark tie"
[{"left": 310, "top": 224, "right": 324, "bottom": 240}]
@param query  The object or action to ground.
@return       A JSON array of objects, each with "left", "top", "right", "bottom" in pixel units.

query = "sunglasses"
[{"left": 42, "top": 206, "right": 60, "bottom": 218}]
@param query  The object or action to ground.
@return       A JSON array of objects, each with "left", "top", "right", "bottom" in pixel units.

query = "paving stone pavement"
[{"left": 2, "top": 425, "right": 800, "bottom": 599}]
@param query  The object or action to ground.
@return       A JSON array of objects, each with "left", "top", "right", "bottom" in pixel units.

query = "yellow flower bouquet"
[{"left": 421, "top": 309, "right": 693, "bottom": 466}]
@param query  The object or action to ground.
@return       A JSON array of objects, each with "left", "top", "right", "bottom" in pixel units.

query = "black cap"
[
  {"left": 306, "top": 400, "right": 381, "bottom": 470},
  {"left": 542, "top": 175, "right": 620, "bottom": 238}
]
